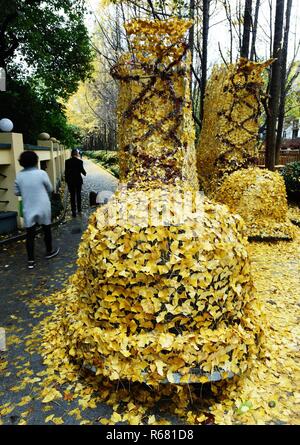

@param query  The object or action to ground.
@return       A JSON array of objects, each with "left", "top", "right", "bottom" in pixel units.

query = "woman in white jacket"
[{"left": 15, "top": 151, "right": 59, "bottom": 269}]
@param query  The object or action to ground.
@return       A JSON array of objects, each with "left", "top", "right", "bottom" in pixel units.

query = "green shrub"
[
  {"left": 281, "top": 161, "right": 300, "bottom": 195},
  {"left": 109, "top": 165, "right": 120, "bottom": 178},
  {"left": 84, "top": 150, "right": 119, "bottom": 178}
]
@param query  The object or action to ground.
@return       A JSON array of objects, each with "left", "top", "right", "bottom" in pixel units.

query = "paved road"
[{"left": 0, "top": 159, "right": 118, "bottom": 425}]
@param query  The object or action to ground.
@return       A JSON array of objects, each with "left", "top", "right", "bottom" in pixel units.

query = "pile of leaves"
[
  {"left": 197, "top": 58, "right": 271, "bottom": 196},
  {"left": 218, "top": 167, "right": 295, "bottom": 240},
  {"left": 36, "top": 185, "right": 263, "bottom": 386}
]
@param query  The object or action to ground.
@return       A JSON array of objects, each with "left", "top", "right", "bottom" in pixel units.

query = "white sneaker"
[{"left": 45, "top": 247, "right": 60, "bottom": 259}]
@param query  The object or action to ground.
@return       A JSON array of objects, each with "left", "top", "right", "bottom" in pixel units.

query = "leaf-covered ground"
[{"left": 0, "top": 165, "right": 299, "bottom": 424}]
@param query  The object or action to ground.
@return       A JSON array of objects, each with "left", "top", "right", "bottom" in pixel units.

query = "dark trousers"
[
  {"left": 26, "top": 224, "right": 52, "bottom": 261},
  {"left": 68, "top": 183, "right": 82, "bottom": 216}
]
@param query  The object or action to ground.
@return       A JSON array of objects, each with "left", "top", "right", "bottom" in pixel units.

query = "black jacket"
[{"left": 65, "top": 157, "right": 86, "bottom": 185}]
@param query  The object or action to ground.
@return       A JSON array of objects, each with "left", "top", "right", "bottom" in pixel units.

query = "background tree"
[
  {"left": 67, "top": 1, "right": 123, "bottom": 151},
  {"left": 265, "top": 0, "right": 285, "bottom": 170},
  {"left": 0, "top": 0, "right": 93, "bottom": 145},
  {"left": 241, "top": 0, "right": 252, "bottom": 59},
  {"left": 275, "top": 0, "right": 293, "bottom": 162},
  {"left": 89, "top": 0, "right": 299, "bottom": 162},
  {"left": 0, "top": 0, "right": 92, "bottom": 97},
  {"left": 284, "top": 69, "right": 300, "bottom": 126},
  {"left": 250, "top": 0, "right": 261, "bottom": 60},
  {"left": 65, "top": 80, "right": 99, "bottom": 134},
  {"left": 199, "top": 0, "right": 211, "bottom": 127}
]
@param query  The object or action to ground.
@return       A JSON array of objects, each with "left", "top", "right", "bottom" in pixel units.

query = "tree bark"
[
  {"left": 238, "top": 0, "right": 243, "bottom": 55},
  {"left": 275, "top": 0, "right": 293, "bottom": 164},
  {"left": 146, "top": 0, "right": 160, "bottom": 19},
  {"left": 199, "top": 0, "right": 210, "bottom": 128},
  {"left": 188, "top": 0, "right": 195, "bottom": 56},
  {"left": 241, "top": 0, "right": 252, "bottom": 59},
  {"left": 250, "top": 0, "right": 260, "bottom": 60},
  {"left": 189, "top": 0, "right": 195, "bottom": 97},
  {"left": 269, "top": 0, "right": 273, "bottom": 58},
  {"left": 265, "top": 0, "right": 285, "bottom": 171},
  {"left": 223, "top": 0, "right": 233, "bottom": 63}
]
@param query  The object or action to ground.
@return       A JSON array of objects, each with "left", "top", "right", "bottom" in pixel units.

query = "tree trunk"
[
  {"left": 250, "top": 0, "right": 260, "bottom": 60},
  {"left": 189, "top": 0, "right": 195, "bottom": 97},
  {"left": 265, "top": 0, "right": 285, "bottom": 171},
  {"left": 275, "top": 0, "right": 293, "bottom": 164},
  {"left": 199, "top": 0, "right": 210, "bottom": 128},
  {"left": 269, "top": 1, "right": 273, "bottom": 58},
  {"left": 237, "top": 0, "right": 242, "bottom": 55},
  {"left": 147, "top": 0, "right": 159, "bottom": 19},
  {"left": 223, "top": 0, "right": 233, "bottom": 63},
  {"left": 241, "top": 0, "right": 252, "bottom": 59},
  {"left": 115, "top": 4, "right": 121, "bottom": 54},
  {"left": 188, "top": 0, "right": 195, "bottom": 55}
]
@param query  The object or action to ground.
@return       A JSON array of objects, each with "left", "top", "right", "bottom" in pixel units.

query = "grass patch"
[{"left": 84, "top": 151, "right": 119, "bottom": 178}]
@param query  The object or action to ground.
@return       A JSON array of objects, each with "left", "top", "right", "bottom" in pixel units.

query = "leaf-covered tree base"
[
  {"left": 39, "top": 186, "right": 264, "bottom": 386},
  {"left": 218, "top": 167, "right": 295, "bottom": 240}
]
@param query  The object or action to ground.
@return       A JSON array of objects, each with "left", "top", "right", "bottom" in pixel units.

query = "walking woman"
[{"left": 14, "top": 151, "right": 59, "bottom": 269}]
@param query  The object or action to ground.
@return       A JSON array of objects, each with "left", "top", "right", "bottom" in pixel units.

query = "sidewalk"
[{"left": 0, "top": 159, "right": 118, "bottom": 425}]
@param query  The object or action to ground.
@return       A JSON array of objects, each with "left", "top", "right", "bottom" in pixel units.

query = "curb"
[
  {"left": 0, "top": 212, "right": 67, "bottom": 247},
  {"left": 0, "top": 188, "right": 68, "bottom": 247}
]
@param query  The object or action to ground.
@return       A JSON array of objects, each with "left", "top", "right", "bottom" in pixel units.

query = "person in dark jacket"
[{"left": 65, "top": 149, "right": 86, "bottom": 217}]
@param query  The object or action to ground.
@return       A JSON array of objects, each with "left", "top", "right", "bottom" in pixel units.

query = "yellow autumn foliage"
[
  {"left": 197, "top": 58, "right": 272, "bottom": 195},
  {"left": 38, "top": 19, "right": 264, "bottom": 387},
  {"left": 218, "top": 168, "right": 295, "bottom": 240},
  {"left": 40, "top": 188, "right": 263, "bottom": 385},
  {"left": 65, "top": 74, "right": 99, "bottom": 133},
  {"left": 113, "top": 18, "right": 198, "bottom": 189}
]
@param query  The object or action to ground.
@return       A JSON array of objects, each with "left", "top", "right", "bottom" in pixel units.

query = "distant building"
[
  {"left": 281, "top": 118, "right": 300, "bottom": 151},
  {"left": 283, "top": 119, "right": 299, "bottom": 140},
  {"left": 282, "top": 62, "right": 300, "bottom": 143}
]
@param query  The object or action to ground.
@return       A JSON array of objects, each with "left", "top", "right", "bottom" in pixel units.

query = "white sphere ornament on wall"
[
  {"left": 38, "top": 132, "right": 50, "bottom": 140},
  {"left": 0, "top": 118, "right": 14, "bottom": 132}
]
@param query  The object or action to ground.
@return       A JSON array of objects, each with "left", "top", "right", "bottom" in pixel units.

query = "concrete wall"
[{"left": 0, "top": 132, "right": 71, "bottom": 228}]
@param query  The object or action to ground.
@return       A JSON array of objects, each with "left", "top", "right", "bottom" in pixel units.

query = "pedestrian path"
[
  {"left": 82, "top": 158, "right": 118, "bottom": 201},
  {"left": 68, "top": 158, "right": 118, "bottom": 230},
  {"left": 0, "top": 159, "right": 118, "bottom": 425},
  {"left": 0, "top": 158, "right": 118, "bottom": 277}
]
